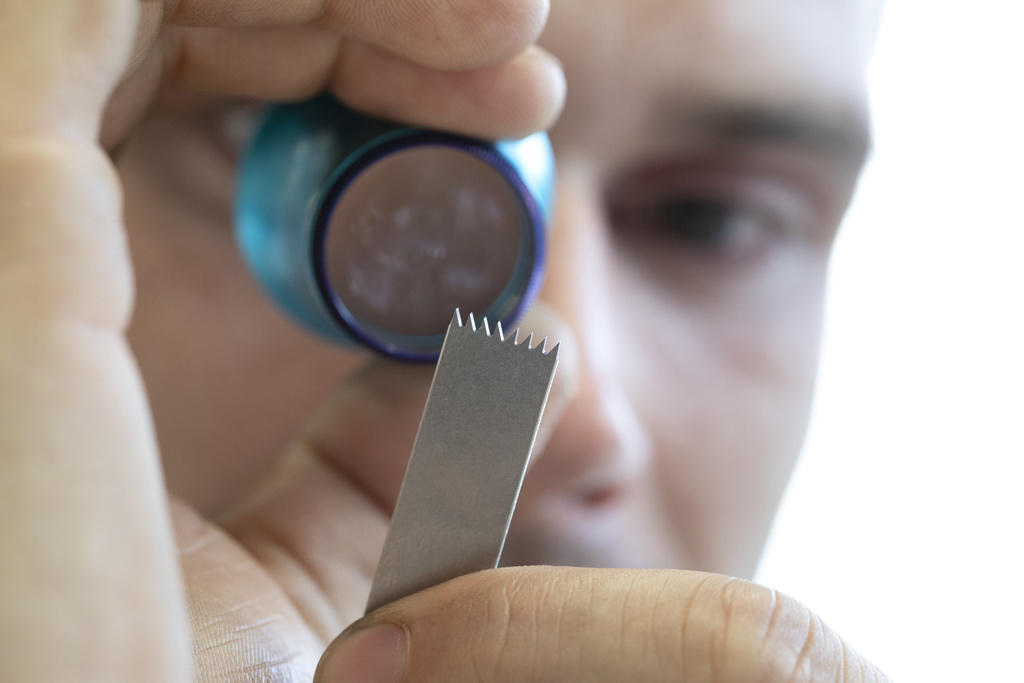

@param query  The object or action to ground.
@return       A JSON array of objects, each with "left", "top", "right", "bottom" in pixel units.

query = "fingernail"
[{"left": 316, "top": 623, "right": 407, "bottom": 683}]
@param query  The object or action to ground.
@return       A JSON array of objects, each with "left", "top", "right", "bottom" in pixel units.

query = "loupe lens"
[
  {"left": 236, "top": 95, "right": 554, "bottom": 361},
  {"left": 318, "top": 144, "right": 535, "bottom": 354}
]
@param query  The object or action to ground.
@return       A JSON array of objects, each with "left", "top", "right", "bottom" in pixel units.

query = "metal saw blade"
[{"left": 366, "top": 308, "right": 559, "bottom": 613}]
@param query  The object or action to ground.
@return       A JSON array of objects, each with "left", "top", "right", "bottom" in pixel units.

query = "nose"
[{"left": 528, "top": 166, "right": 651, "bottom": 506}]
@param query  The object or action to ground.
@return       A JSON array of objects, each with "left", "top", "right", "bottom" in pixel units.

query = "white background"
[{"left": 758, "top": 2, "right": 1024, "bottom": 681}]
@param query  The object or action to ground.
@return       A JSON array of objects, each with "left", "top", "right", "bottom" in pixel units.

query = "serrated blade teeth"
[{"left": 446, "top": 309, "right": 558, "bottom": 355}]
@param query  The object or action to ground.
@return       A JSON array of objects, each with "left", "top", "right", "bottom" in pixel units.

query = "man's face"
[{"left": 122, "top": 0, "right": 876, "bottom": 577}]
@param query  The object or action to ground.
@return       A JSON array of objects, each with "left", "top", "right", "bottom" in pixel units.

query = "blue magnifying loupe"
[{"left": 234, "top": 95, "right": 555, "bottom": 362}]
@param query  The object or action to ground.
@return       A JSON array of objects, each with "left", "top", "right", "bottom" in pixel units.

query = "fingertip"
[
  {"left": 488, "top": 0, "right": 552, "bottom": 66},
  {"left": 540, "top": 48, "right": 567, "bottom": 129},
  {"left": 518, "top": 301, "right": 579, "bottom": 394},
  {"left": 315, "top": 622, "right": 408, "bottom": 683},
  {"left": 504, "top": 45, "right": 567, "bottom": 137},
  {"left": 440, "top": 43, "right": 564, "bottom": 138},
  {"left": 401, "top": 0, "right": 552, "bottom": 71},
  {"left": 516, "top": 302, "right": 579, "bottom": 459},
  {"left": 330, "top": 41, "right": 564, "bottom": 140},
  {"left": 460, "top": 44, "right": 565, "bottom": 138}
]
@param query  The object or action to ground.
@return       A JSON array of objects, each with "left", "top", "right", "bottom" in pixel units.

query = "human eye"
[
  {"left": 619, "top": 196, "right": 774, "bottom": 262},
  {"left": 605, "top": 157, "right": 822, "bottom": 268}
]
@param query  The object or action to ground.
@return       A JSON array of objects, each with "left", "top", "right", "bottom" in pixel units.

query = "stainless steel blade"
[{"left": 366, "top": 309, "right": 559, "bottom": 613}]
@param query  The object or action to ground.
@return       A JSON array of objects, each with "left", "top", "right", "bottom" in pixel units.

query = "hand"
[
  {"left": 316, "top": 567, "right": 891, "bottom": 682},
  {"left": 118, "top": 0, "right": 566, "bottom": 147},
  {"left": 0, "top": 1, "right": 563, "bottom": 680}
]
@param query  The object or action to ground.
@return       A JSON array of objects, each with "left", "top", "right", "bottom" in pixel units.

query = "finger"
[
  {"left": 171, "top": 499, "right": 324, "bottom": 679},
  {"left": 316, "top": 567, "right": 890, "bottom": 683},
  {"left": 213, "top": 360, "right": 431, "bottom": 643},
  {"left": 514, "top": 302, "right": 580, "bottom": 459},
  {"left": 161, "top": 0, "right": 550, "bottom": 71},
  {"left": 300, "top": 359, "right": 436, "bottom": 514},
  {"left": 0, "top": 3, "right": 191, "bottom": 676},
  {"left": 0, "top": 2, "right": 138, "bottom": 139},
  {"left": 220, "top": 438, "right": 391, "bottom": 643},
  {"left": 111, "top": 1, "right": 562, "bottom": 147},
  {"left": 159, "top": 26, "right": 565, "bottom": 138}
]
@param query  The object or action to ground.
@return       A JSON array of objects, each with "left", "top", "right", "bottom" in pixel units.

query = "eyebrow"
[{"left": 691, "top": 104, "right": 872, "bottom": 169}]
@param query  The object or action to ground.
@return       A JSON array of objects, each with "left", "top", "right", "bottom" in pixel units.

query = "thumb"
[{"left": 314, "top": 567, "right": 890, "bottom": 683}]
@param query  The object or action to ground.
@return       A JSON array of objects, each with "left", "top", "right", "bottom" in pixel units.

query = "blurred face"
[{"left": 122, "top": 0, "right": 877, "bottom": 577}]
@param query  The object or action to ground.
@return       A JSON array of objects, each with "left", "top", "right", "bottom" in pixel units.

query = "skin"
[{"left": 0, "top": 0, "right": 886, "bottom": 681}]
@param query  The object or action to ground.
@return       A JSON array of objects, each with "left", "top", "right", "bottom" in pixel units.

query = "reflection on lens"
[{"left": 322, "top": 146, "right": 528, "bottom": 339}]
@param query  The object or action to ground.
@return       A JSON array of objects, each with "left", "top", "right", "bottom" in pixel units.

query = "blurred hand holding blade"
[{"left": 366, "top": 308, "right": 559, "bottom": 613}]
